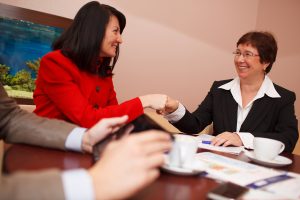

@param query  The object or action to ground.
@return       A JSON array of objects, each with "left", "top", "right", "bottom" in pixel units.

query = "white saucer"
[
  {"left": 161, "top": 164, "right": 204, "bottom": 176},
  {"left": 244, "top": 150, "right": 292, "bottom": 167}
]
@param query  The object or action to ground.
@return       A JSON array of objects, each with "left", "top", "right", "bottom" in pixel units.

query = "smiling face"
[
  {"left": 234, "top": 43, "right": 269, "bottom": 82},
  {"left": 100, "top": 15, "right": 123, "bottom": 58}
]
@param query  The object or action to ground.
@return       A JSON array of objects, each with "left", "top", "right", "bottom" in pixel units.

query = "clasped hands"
[
  {"left": 139, "top": 94, "right": 179, "bottom": 115},
  {"left": 157, "top": 95, "right": 180, "bottom": 115}
]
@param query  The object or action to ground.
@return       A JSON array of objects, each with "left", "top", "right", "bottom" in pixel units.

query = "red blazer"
[{"left": 34, "top": 50, "right": 143, "bottom": 128}]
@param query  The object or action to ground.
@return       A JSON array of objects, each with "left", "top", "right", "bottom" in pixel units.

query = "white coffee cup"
[
  {"left": 253, "top": 137, "right": 285, "bottom": 161},
  {"left": 167, "top": 134, "right": 199, "bottom": 169}
]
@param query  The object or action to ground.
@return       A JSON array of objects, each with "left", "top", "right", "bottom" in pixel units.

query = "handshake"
[{"left": 139, "top": 94, "right": 179, "bottom": 115}]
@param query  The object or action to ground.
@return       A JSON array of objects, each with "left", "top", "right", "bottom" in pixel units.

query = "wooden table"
[{"left": 4, "top": 144, "right": 300, "bottom": 200}]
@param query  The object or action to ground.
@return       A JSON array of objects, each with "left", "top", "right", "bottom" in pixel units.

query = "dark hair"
[
  {"left": 52, "top": 1, "right": 126, "bottom": 77},
  {"left": 236, "top": 31, "right": 277, "bottom": 74}
]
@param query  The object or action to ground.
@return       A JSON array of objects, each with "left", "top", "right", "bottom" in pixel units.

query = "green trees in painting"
[
  {"left": 26, "top": 58, "right": 41, "bottom": 73},
  {"left": 0, "top": 58, "right": 40, "bottom": 92},
  {"left": 0, "top": 65, "right": 12, "bottom": 85}
]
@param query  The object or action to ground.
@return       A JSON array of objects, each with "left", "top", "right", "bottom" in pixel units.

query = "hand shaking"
[{"left": 156, "top": 96, "right": 179, "bottom": 115}]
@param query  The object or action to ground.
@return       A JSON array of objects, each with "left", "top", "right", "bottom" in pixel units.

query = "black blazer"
[{"left": 173, "top": 80, "right": 299, "bottom": 152}]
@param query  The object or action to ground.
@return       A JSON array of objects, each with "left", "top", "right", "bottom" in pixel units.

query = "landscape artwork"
[{"left": 0, "top": 16, "right": 63, "bottom": 99}]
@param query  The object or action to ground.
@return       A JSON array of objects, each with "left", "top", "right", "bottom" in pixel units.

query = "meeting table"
[{"left": 3, "top": 143, "right": 300, "bottom": 200}]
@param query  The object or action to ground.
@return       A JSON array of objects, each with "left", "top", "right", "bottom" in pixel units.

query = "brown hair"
[{"left": 237, "top": 31, "right": 277, "bottom": 74}]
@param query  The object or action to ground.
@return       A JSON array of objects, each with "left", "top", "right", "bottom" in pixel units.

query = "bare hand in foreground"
[
  {"left": 89, "top": 130, "right": 172, "bottom": 199},
  {"left": 81, "top": 115, "right": 129, "bottom": 153},
  {"left": 211, "top": 132, "right": 243, "bottom": 147}
]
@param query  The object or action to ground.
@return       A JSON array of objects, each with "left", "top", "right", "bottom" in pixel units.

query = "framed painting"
[{"left": 0, "top": 3, "right": 72, "bottom": 104}]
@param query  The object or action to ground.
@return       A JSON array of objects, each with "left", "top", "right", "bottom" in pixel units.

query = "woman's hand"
[
  {"left": 139, "top": 94, "right": 167, "bottom": 110},
  {"left": 165, "top": 96, "right": 179, "bottom": 114},
  {"left": 156, "top": 96, "right": 179, "bottom": 115},
  {"left": 211, "top": 132, "right": 243, "bottom": 147}
]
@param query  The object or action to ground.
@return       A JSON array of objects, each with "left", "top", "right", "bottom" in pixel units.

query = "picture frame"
[{"left": 0, "top": 3, "right": 72, "bottom": 104}]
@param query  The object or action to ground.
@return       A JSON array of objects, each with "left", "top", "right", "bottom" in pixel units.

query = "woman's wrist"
[{"left": 139, "top": 95, "right": 150, "bottom": 108}]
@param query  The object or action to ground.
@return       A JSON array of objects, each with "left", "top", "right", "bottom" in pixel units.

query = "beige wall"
[
  {"left": 256, "top": 0, "right": 300, "bottom": 154},
  {"left": 1, "top": 0, "right": 299, "bottom": 154}
]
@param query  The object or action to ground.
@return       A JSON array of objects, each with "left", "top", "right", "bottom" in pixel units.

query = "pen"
[{"left": 202, "top": 140, "right": 211, "bottom": 145}]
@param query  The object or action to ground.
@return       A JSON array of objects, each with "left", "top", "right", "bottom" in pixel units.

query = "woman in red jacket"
[{"left": 34, "top": 1, "right": 166, "bottom": 128}]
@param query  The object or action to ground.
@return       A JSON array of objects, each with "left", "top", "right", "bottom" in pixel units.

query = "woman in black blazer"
[{"left": 162, "top": 31, "right": 298, "bottom": 152}]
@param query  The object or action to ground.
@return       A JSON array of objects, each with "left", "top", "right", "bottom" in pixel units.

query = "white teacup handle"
[{"left": 279, "top": 142, "right": 285, "bottom": 154}]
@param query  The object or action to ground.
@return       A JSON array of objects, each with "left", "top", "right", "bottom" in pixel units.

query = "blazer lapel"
[
  {"left": 222, "top": 92, "right": 237, "bottom": 132},
  {"left": 240, "top": 96, "right": 272, "bottom": 131}
]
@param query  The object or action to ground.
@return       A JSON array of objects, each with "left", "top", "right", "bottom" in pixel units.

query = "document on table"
[
  {"left": 262, "top": 172, "right": 300, "bottom": 199},
  {"left": 194, "top": 152, "right": 300, "bottom": 199},
  {"left": 197, "top": 134, "right": 244, "bottom": 155}
]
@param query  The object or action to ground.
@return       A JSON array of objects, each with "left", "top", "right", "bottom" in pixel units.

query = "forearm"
[
  {"left": 0, "top": 169, "right": 65, "bottom": 200},
  {"left": 172, "top": 109, "right": 209, "bottom": 134},
  {"left": 78, "top": 97, "right": 143, "bottom": 127},
  {"left": 0, "top": 87, "right": 75, "bottom": 149},
  {"left": 4, "top": 109, "right": 75, "bottom": 150}
]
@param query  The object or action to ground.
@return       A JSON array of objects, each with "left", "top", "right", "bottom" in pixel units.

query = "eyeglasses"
[{"left": 233, "top": 51, "right": 259, "bottom": 59}]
